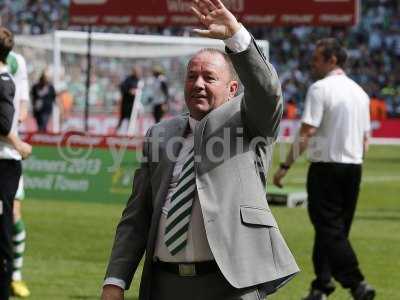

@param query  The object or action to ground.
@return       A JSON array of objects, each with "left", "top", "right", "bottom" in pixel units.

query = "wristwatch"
[{"left": 279, "top": 163, "right": 290, "bottom": 170}]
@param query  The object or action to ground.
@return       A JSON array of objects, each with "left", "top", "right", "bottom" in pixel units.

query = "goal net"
[{"left": 14, "top": 30, "right": 269, "bottom": 136}]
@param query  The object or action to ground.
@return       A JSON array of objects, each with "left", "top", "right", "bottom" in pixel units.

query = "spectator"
[
  {"left": 147, "top": 65, "right": 169, "bottom": 123},
  {"left": 116, "top": 65, "right": 141, "bottom": 133},
  {"left": 285, "top": 98, "right": 298, "bottom": 119},
  {"left": 370, "top": 94, "right": 387, "bottom": 121},
  {"left": 31, "top": 69, "right": 56, "bottom": 132}
]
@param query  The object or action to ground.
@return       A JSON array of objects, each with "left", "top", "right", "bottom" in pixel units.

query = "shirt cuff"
[
  {"left": 224, "top": 24, "right": 251, "bottom": 53},
  {"left": 103, "top": 277, "right": 126, "bottom": 290}
]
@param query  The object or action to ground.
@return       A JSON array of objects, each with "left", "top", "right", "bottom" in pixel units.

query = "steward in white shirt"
[{"left": 273, "top": 38, "right": 375, "bottom": 300}]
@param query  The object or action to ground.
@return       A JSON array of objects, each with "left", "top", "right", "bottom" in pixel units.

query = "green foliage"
[{"left": 21, "top": 145, "right": 399, "bottom": 299}]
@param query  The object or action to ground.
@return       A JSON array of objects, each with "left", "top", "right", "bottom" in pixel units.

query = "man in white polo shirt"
[{"left": 273, "top": 38, "right": 375, "bottom": 300}]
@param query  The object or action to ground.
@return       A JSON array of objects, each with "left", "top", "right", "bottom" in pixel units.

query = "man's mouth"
[{"left": 192, "top": 94, "right": 208, "bottom": 100}]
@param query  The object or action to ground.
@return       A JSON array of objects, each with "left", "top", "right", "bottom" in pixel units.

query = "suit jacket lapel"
[{"left": 151, "top": 114, "right": 189, "bottom": 225}]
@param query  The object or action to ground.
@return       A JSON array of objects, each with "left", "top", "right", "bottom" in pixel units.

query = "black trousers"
[
  {"left": 307, "top": 162, "right": 364, "bottom": 294},
  {"left": 34, "top": 110, "right": 51, "bottom": 132},
  {"left": 0, "top": 159, "right": 21, "bottom": 300},
  {"left": 151, "top": 266, "right": 266, "bottom": 300}
]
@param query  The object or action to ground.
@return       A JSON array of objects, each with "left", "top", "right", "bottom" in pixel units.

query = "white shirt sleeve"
[
  {"left": 15, "top": 54, "right": 30, "bottom": 103},
  {"left": 301, "top": 84, "right": 325, "bottom": 128},
  {"left": 224, "top": 25, "right": 251, "bottom": 53},
  {"left": 103, "top": 277, "right": 126, "bottom": 290}
]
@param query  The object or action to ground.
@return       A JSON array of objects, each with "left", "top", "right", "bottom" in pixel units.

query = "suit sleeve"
[
  {"left": 229, "top": 40, "right": 283, "bottom": 140},
  {"left": 0, "top": 78, "right": 16, "bottom": 136},
  {"left": 104, "top": 128, "right": 153, "bottom": 289}
]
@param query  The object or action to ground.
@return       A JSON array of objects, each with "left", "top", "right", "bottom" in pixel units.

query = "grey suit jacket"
[{"left": 105, "top": 40, "right": 299, "bottom": 299}]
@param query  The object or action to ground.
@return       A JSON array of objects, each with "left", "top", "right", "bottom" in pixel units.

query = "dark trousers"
[
  {"left": 0, "top": 159, "right": 21, "bottom": 300},
  {"left": 34, "top": 111, "right": 51, "bottom": 132},
  {"left": 150, "top": 265, "right": 266, "bottom": 300},
  {"left": 153, "top": 104, "right": 164, "bottom": 124},
  {"left": 307, "top": 162, "right": 364, "bottom": 293}
]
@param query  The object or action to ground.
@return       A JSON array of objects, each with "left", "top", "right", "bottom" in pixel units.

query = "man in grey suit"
[{"left": 101, "top": 1, "right": 299, "bottom": 299}]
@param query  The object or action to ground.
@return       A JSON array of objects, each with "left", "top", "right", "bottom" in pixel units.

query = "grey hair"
[{"left": 188, "top": 48, "right": 239, "bottom": 82}]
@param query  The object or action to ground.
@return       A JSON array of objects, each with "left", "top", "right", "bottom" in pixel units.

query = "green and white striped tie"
[{"left": 164, "top": 147, "right": 196, "bottom": 255}]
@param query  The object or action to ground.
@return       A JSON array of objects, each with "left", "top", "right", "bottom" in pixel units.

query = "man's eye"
[{"left": 206, "top": 76, "right": 216, "bottom": 81}]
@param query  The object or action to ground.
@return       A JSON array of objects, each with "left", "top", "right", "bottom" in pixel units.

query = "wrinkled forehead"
[{"left": 187, "top": 51, "right": 229, "bottom": 73}]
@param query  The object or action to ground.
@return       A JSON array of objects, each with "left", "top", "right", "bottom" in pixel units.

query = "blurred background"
[{"left": 1, "top": 0, "right": 399, "bottom": 135}]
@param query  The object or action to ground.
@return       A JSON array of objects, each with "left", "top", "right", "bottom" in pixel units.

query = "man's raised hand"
[{"left": 191, "top": 0, "right": 241, "bottom": 39}]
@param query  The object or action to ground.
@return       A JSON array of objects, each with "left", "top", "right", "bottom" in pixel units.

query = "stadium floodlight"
[{"left": 14, "top": 31, "right": 269, "bottom": 135}]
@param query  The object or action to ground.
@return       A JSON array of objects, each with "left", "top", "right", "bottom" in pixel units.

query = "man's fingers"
[
  {"left": 192, "top": 29, "right": 212, "bottom": 37},
  {"left": 191, "top": 6, "right": 205, "bottom": 22},
  {"left": 274, "top": 179, "right": 283, "bottom": 188},
  {"left": 210, "top": 0, "right": 225, "bottom": 9},
  {"left": 203, "top": 0, "right": 217, "bottom": 11},
  {"left": 195, "top": 0, "right": 211, "bottom": 16},
  {"left": 273, "top": 173, "right": 284, "bottom": 188}
]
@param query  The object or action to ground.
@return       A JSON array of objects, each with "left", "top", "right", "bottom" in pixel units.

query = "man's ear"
[
  {"left": 228, "top": 80, "right": 239, "bottom": 99},
  {"left": 330, "top": 55, "right": 338, "bottom": 66}
]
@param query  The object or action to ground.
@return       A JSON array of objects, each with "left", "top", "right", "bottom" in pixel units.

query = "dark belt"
[{"left": 154, "top": 260, "right": 218, "bottom": 277}]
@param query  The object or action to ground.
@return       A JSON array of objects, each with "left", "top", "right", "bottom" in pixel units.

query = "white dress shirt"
[
  {"left": 104, "top": 25, "right": 252, "bottom": 290},
  {"left": 153, "top": 117, "right": 214, "bottom": 262}
]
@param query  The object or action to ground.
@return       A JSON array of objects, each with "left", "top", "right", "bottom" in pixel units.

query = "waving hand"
[{"left": 191, "top": 0, "right": 241, "bottom": 39}]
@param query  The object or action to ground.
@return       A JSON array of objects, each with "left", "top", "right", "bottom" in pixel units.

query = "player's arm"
[
  {"left": 0, "top": 132, "right": 32, "bottom": 159},
  {"left": 0, "top": 79, "right": 15, "bottom": 136},
  {"left": 19, "top": 101, "right": 28, "bottom": 123},
  {"left": 17, "top": 54, "right": 30, "bottom": 122},
  {"left": 0, "top": 79, "right": 31, "bottom": 158}
]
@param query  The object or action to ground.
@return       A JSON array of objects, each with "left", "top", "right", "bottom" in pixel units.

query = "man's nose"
[{"left": 193, "top": 76, "right": 205, "bottom": 89}]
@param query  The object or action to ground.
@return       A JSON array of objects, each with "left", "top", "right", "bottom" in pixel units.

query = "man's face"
[
  {"left": 311, "top": 46, "right": 334, "bottom": 79},
  {"left": 184, "top": 52, "right": 238, "bottom": 120}
]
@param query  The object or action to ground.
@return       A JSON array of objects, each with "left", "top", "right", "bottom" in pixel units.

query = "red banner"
[
  {"left": 69, "top": 0, "right": 360, "bottom": 27},
  {"left": 371, "top": 120, "right": 400, "bottom": 138}
]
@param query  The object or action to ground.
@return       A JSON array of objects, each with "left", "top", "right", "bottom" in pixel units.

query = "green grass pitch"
[{"left": 20, "top": 145, "right": 399, "bottom": 299}]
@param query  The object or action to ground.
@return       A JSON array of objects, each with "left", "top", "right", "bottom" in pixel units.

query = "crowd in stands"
[{"left": 0, "top": 0, "right": 399, "bottom": 119}]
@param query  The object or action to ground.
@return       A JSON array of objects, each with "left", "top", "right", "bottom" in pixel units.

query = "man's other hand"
[
  {"left": 191, "top": 0, "right": 241, "bottom": 39},
  {"left": 273, "top": 168, "right": 288, "bottom": 188},
  {"left": 101, "top": 285, "right": 124, "bottom": 300},
  {"left": 16, "top": 141, "right": 32, "bottom": 160}
]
